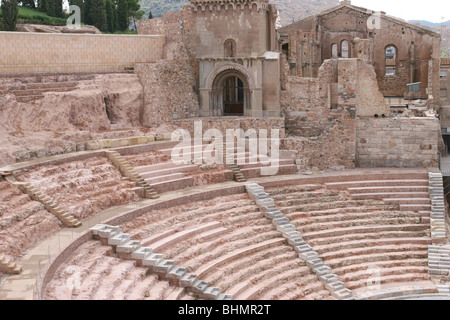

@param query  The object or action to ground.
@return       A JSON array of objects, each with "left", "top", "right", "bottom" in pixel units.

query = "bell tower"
[{"left": 190, "top": 0, "right": 281, "bottom": 117}]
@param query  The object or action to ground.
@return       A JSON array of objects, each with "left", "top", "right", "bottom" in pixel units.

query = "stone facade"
[
  {"left": 139, "top": 0, "right": 282, "bottom": 118},
  {"left": 441, "top": 58, "right": 450, "bottom": 104},
  {"left": 0, "top": 32, "right": 165, "bottom": 73},
  {"left": 356, "top": 117, "right": 440, "bottom": 167},
  {"left": 278, "top": 1, "right": 441, "bottom": 103}
]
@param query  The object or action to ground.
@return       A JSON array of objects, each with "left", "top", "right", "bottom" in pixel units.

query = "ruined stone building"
[
  {"left": 441, "top": 58, "right": 450, "bottom": 103},
  {"left": 277, "top": 0, "right": 442, "bottom": 107}
]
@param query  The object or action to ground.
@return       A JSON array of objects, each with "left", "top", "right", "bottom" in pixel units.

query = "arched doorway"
[
  {"left": 209, "top": 68, "right": 251, "bottom": 116},
  {"left": 223, "top": 75, "right": 244, "bottom": 115}
]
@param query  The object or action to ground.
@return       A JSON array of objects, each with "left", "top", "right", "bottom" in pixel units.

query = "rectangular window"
[
  {"left": 441, "top": 70, "right": 448, "bottom": 79},
  {"left": 385, "top": 67, "right": 396, "bottom": 76},
  {"left": 441, "top": 89, "right": 448, "bottom": 98}
]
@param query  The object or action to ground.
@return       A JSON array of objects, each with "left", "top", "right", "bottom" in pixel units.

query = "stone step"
[
  {"left": 135, "top": 162, "right": 191, "bottom": 173},
  {"left": 383, "top": 198, "right": 431, "bottom": 205},
  {"left": 346, "top": 273, "right": 432, "bottom": 291},
  {"left": 26, "top": 81, "right": 78, "bottom": 90},
  {"left": 16, "top": 95, "right": 44, "bottom": 102},
  {"left": 399, "top": 204, "right": 432, "bottom": 212},
  {"left": 150, "top": 176, "right": 194, "bottom": 194},
  {"left": 195, "top": 238, "right": 286, "bottom": 279},
  {"left": 304, "top": 224, "right": 430, "bottom": 241},
  {"left": 145, "top": 222, "right": 223, "bottom": 252},
  {"left": 333, "top": 258, "right": 429, "bottom": 276},
  {"left": 314, "top": 237, "right": 432, "bottom": 255},
  {"left": 238, "top": 159, "right": 295, "bottom": 169},
  {"left": 350, "top": 192, "right": 430, "bottom": 200},
  {"left": 309, "top": 230, "right": 430, "bottom": 247},
  {"left": 139, "top": 164, "right": 199, "bottom": 179},
  {"left": 325, "top": 179, "right": 429, "bottom": 190},
  {"left": 290, "top": 210, "right": 425, "bottom": 226},
  {"left": 12, "top": 86, "right": 76, "bottom": 97},
  {"left": 319, "top": 243, "right": 429, "bottom": 261},
  {"left": 145, "top": 172, "right": 186, "bottom": 185},
  {"left": 347, "top": 186, "right": 430, "bottom": 194},
  {"left": 299, "top": 217, "right": 423, "bottom": 233},
  {"left": 241, "top": 164, "right": 298, "bottom": 179},
  {"left": 325, "top": 250, "right": 429, "bottom": 269}
]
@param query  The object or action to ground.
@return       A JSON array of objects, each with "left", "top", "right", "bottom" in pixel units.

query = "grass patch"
[{"left": 0, "top": 6, "right": 68, "bottom": 28}]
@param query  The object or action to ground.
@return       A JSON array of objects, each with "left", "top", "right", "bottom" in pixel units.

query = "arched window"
[
  {"left": 224, "top": 39, "right": 236, "bottom": 58},
  {"left": 341, "top": 40, "right": 349, "bottom": 58},
  {"left": 385, "top": 45, "right": 397, "bottom": 76},
  {"left": 331, "top": 44, "right": 338, "bottom": 58}
]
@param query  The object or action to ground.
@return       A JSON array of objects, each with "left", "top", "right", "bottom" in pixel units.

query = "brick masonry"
[
  {"left": 356, "top": 117, "right": 440, "bottom": 167},
  {"left": 0, "top": 32, "right": 165, "bottom": 73}
]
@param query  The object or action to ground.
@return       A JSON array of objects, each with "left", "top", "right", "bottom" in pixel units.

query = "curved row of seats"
[
  {"left": 122, "top": 193, "right": 333, "bottom": 300},
  {"left": 0, "top": 179, "right": 60, "bottom": 274},
  {"left": 15, "top": 157, "right": 141, "bottom": 220},
  {"left": 266, "top": 172, "right": 434, "bottom": 295},
  {"left": 43, "top": 239, "right": 194, "bottom": 300},
  {"left": 44, "top": 193, "right": 333, "bottom": 300}
]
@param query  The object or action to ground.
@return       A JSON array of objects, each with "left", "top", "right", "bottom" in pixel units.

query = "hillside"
[
  {"left": 139, "top": 0, "right": 339, "bottom": 27},
  {"left": 408, "top": 20, "right": 450, "bottom": 28},
  {"left": 408, "top": 21, "right": 450, "bottom": 57}
]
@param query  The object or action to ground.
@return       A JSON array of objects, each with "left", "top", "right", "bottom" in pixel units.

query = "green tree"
[
  {"left": 130, "top": 9, "right": 144, "bottom": 31},
  {"left": 89, "top": 0, "right": 106, "bottom": 31},
  {"left": 1, "top": 0, "right": 19, "bottom": 31},
  {"left": 147, "top": 11, "right": 152, "bottom": 19},
  {"left": 84, "top": 0, "right": 92, "bottom": 25},
  {"left": 20, "top": 0, "right": 36, "bottom": 8},
  {"left": 117, "top": 0, "right": 128, "bottom": 31},
  {"left": 126, "top": 0, "right": 142, "bottom": 31},
  {"left": 105, "top": 0, "right": 115, "bottom": 32},
  {"left": 37, "top": 0, "right": 49, "bottom": 13}
]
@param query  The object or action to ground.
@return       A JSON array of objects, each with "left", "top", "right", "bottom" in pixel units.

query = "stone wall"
[
  {"left": 0, "top": 32, "right": 165, "bottom": 73},
  {"left": 356, "top": 117, "right": 440, "bottom": 167},
  {"left": 135, "top": 61, "right": 200, "bottom": 127},
  {"left": 278, "top": 2, "right": 441, "bottom": 100}
]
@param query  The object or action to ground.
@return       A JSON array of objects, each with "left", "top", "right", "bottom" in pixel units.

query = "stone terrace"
[
  {"left": 15, "top": 157, "right": 141, "bottom": 220},
  {"left": 266, "top": 171, "right": 437, "bottom": 297},
  {"left": 43, "top": 193, "right": 333, "bottom": 300},
  {"left": 0, "top": 179, "right": 61, "bottom": 274}
]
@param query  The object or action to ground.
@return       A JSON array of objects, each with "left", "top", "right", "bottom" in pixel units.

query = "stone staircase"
[
  {"left": 246, "top": 183, "right": 354, "bottom": 300},
  {"left": 0, "top": 254, "right": 22, "bottom": 274},
  {"left": 105, "top": 150, "right": 159, "bottom": 199},
  {"left": 90, "top": 224, "right": 233, "bottom": 300},
  {"left": 11, "top": 81, "right": 79, "bottom": 103},
  {"left": 265, "top": 171, "right": 439, "bottom": 296},
  {"left": 11, "top": 180, "right": 82, "bottom": 228},
  {"left": 5, "top": 176, "right": 81, "bottom": 228}
]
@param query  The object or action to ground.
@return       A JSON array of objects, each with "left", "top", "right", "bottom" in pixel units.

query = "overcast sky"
[{"left": 350, "top": 0, "right": 450, "bottom": 23}]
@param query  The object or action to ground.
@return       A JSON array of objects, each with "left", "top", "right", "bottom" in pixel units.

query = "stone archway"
[{"left": 207, "top": 66, "right": 253, "bottom": 116}]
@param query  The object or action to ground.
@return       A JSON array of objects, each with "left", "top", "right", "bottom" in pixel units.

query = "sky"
[{"left": 350, "top": 0, "right": 450, "bottom": 23}]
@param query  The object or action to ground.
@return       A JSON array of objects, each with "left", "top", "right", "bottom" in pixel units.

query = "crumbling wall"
[
  {"left": 353, "top": 59, "right": 390, "bottom": 117},
  {"left": 356, "top": 117, "right": 440, "bottom": 167},
  {"left": 280, "top": 58, "right": 356, "bottom": 170},
  {"left": 136, "top": 61, "right": 200, "bottom": 127},
  {"left": 137, "top": 7, "right": 200, "bottom": 127}
]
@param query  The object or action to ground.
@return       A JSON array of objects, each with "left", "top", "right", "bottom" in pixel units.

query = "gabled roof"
[{"left": 279, "top": 0, "right": 440, "bottom": 38}]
